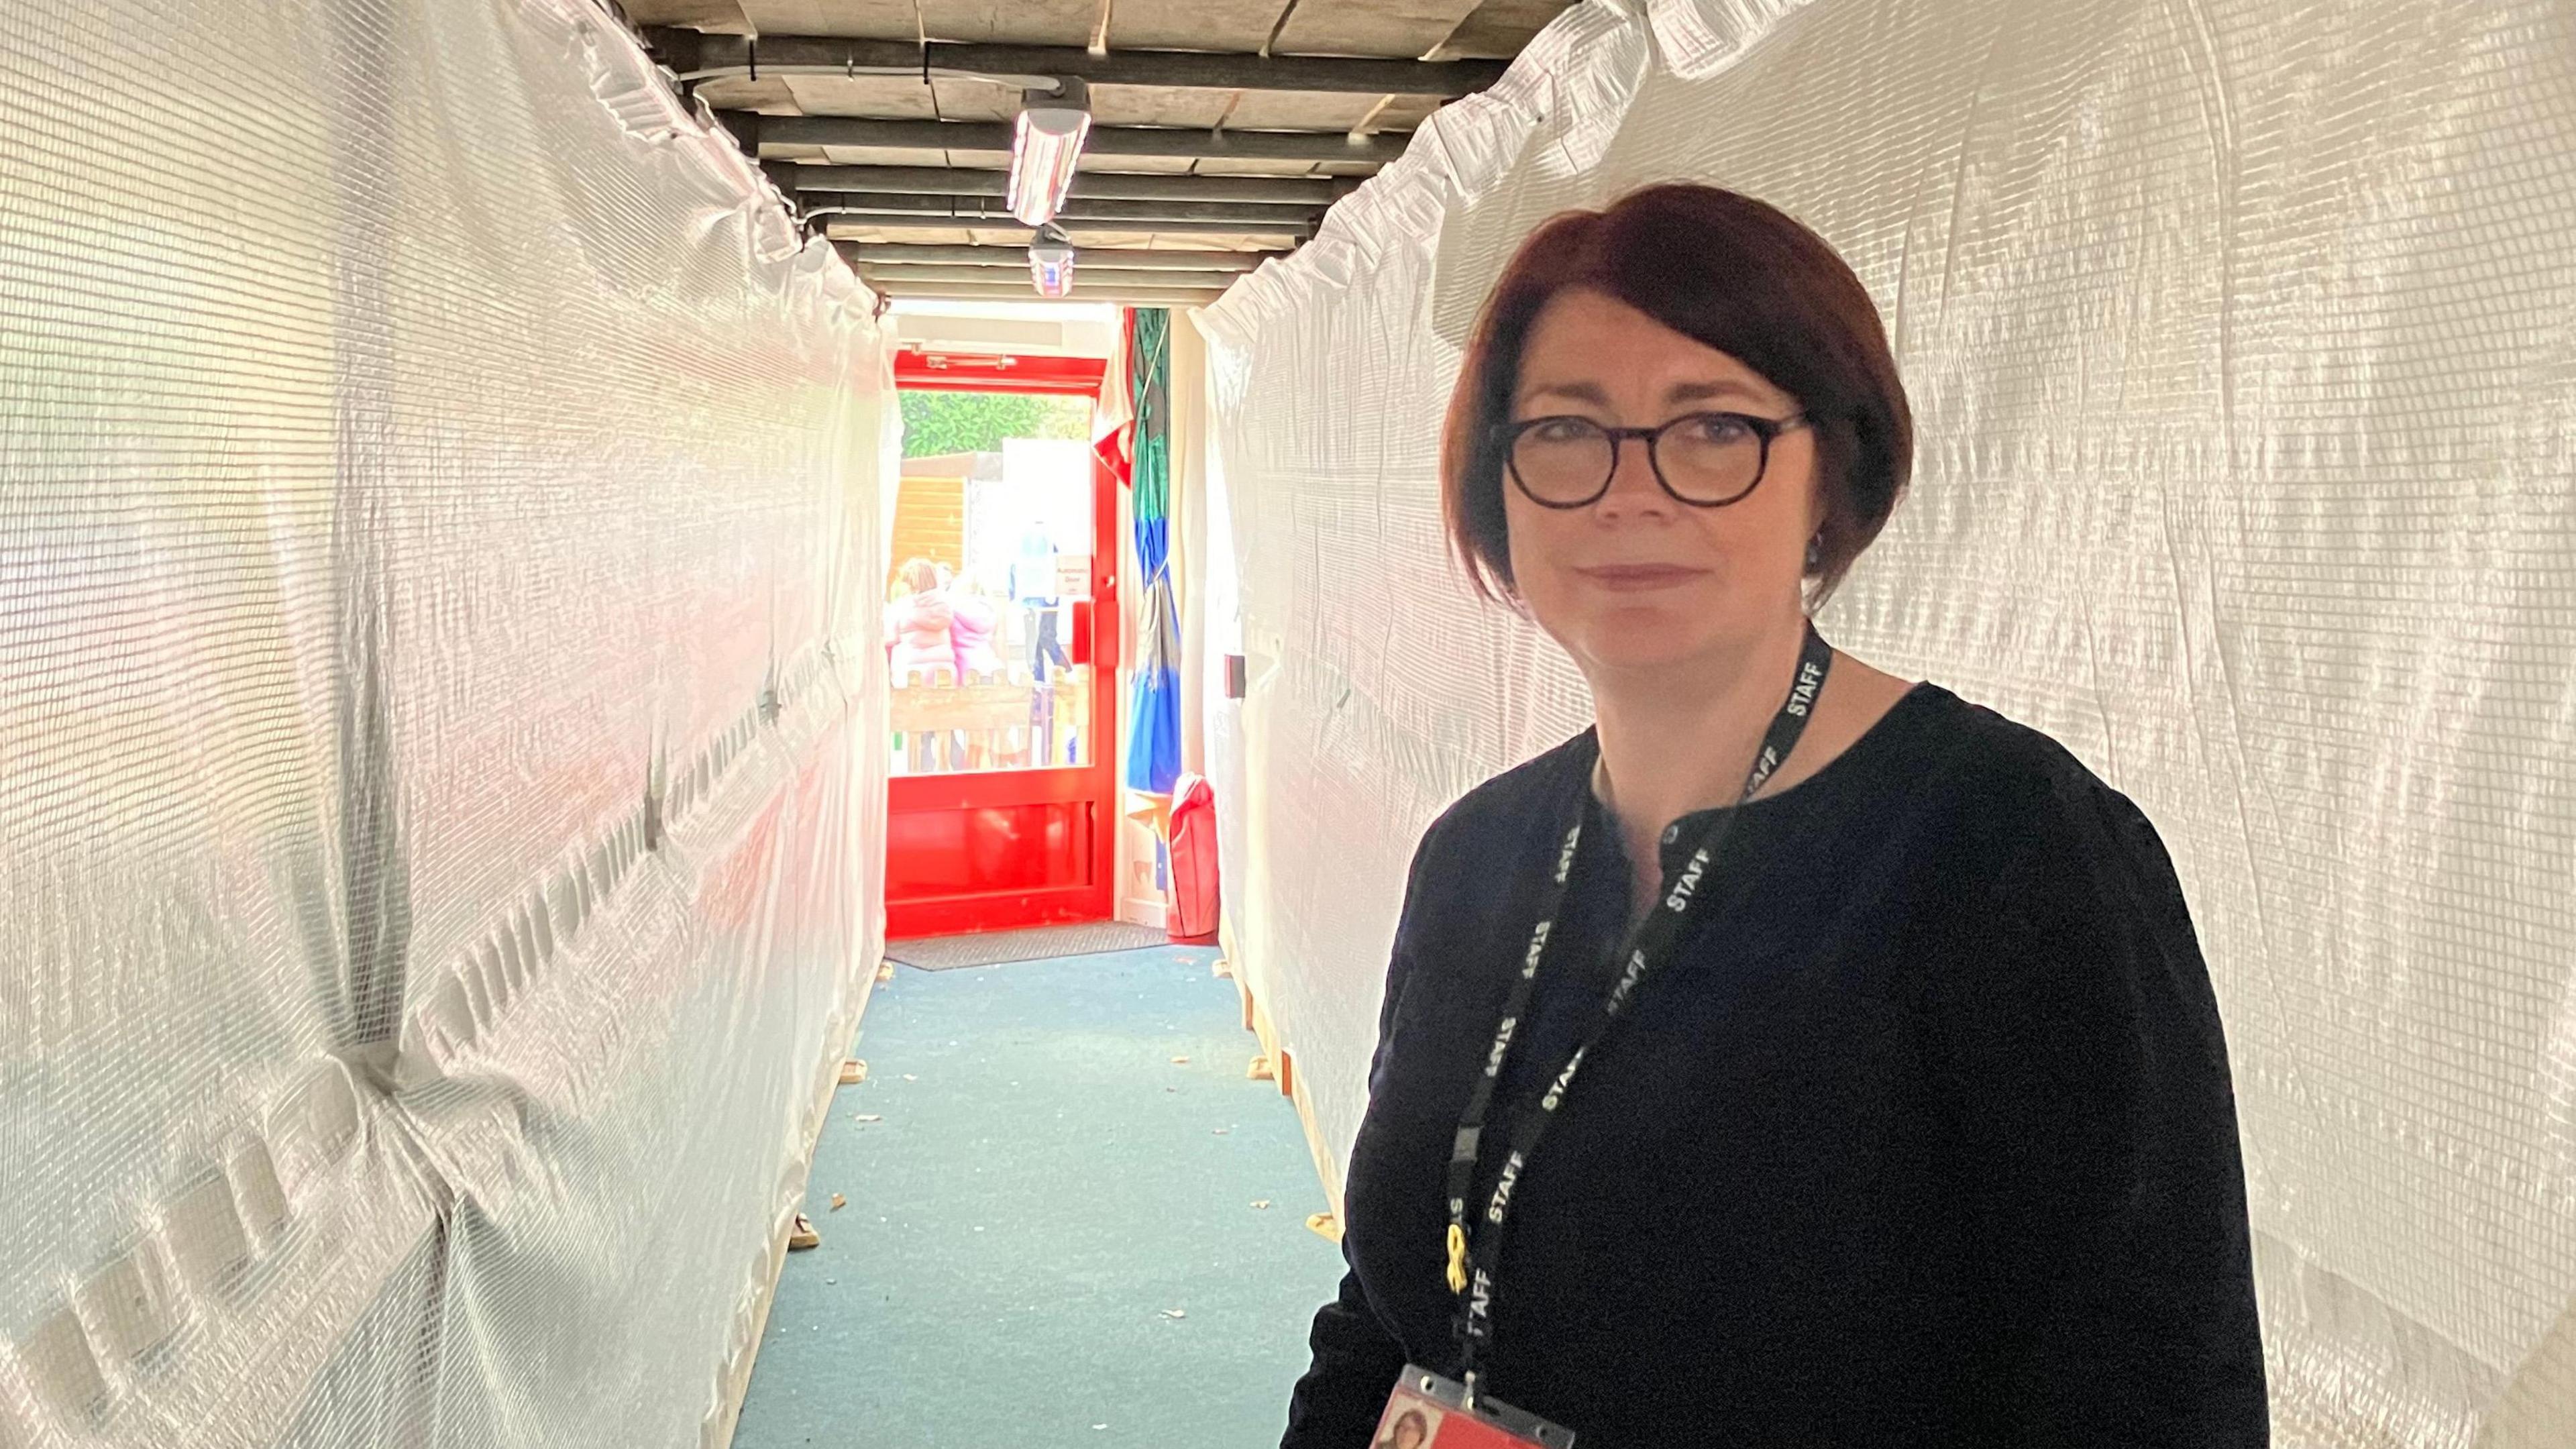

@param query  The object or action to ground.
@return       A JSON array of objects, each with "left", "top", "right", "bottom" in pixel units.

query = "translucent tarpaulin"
[
  {"left": 0, "top": 0, "right": 891, "bottom": 1444},
  {"left": 1196, "top": 0, "right": 2576, "bottom": 1442}
]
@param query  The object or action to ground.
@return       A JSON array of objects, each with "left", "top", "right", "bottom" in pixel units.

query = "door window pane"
[{"left": 888, "top": 389, "right": 1097, "bottom": 774}]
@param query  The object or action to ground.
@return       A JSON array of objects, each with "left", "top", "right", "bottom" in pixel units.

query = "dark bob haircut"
[{"left": 1440, "top": 183, "right": 1913, "bottom": 605}]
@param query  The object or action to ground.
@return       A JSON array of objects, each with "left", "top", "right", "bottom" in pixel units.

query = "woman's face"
[{"left": 1501, "top": 287, "right": 1819, "bottom": 680}]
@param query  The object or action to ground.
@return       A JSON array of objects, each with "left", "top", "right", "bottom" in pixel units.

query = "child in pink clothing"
[
  {"left": 948, "top": 588, "right": 1003, "bottom": 678},
  {"left": 887, "top": 557, "right": 955, "bottom": 681}
]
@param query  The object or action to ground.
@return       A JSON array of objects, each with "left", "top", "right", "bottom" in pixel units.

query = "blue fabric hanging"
[{"left": 1123, "top": 309, "right": 1182, "bottom": 796}]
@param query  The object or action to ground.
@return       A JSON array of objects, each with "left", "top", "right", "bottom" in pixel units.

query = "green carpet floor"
[{"left": 733, "top": 945, "right": 1346, "bottom": 1448}]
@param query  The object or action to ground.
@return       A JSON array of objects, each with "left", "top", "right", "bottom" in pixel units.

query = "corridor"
[{"left": 8, "top": 0, "right": 2573, "bottom": 1444}]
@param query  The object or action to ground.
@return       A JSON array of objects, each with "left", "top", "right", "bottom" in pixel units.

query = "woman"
[
  {"left": 1281, "top": 185, "right": 2265, "bottom": 1446},
  {"left": 948, "top": 582, "right": 1004, "bottom": 680},
  {"left": 886, "top": 557, "right": 955, "bottom": 683}
]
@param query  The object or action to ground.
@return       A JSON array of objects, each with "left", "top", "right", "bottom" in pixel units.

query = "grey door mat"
[{"left": 884, "top": 921, "right": 1174, "bottom": 971}]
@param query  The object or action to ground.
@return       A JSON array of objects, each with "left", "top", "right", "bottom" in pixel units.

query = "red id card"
[{"left": 1372, "top": 1364, "right": 1576, "bottom": 1448}]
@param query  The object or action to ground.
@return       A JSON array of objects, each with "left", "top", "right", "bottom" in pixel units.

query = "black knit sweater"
[{"left": 1281, "top": 684, "right": 2267, "bottom": 1448}]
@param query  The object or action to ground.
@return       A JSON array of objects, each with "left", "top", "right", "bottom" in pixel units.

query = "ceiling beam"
[
  {"left": 848, "top": 244, "right": 1279, "bottom": 270},
  {"left": 763, "top": 116, "right": 1407, "bottom": 164},
  {"left": 804, "top": 192, "right": 1318, "bottom": 225},
  {"left": 824, "top": 213, "right": 1311, "bottom": 238},
  {"left": 775, "top": 164, "right": 1350, "bottom": 205},
  {"left": 860, "top": 262, "right": 1249, "bottom": 287},
  {"left": 651, "top": 29, "right": 1503, "bottom": 98},
  {"left": 869, "top": 280, "right": 1232, "bottom": 305}
]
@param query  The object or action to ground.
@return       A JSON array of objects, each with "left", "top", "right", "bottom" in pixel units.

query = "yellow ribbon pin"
[{"left": 1446, "top": 1223, "right": 1470, "bottom": 1293}]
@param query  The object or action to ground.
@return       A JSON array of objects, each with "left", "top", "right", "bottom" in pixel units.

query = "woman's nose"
[{"left": 1595, "top": 434, "right": 1670, "bottom": 517}]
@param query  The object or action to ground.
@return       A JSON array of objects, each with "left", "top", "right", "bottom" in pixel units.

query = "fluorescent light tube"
[{"left": 1007, "top": 79, "right": 1091, "bottom": 227}]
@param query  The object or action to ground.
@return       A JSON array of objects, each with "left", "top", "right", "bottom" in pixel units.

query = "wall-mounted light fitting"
[{"left": 1007, "top": 77, "right": 1091, "bottom": 227}]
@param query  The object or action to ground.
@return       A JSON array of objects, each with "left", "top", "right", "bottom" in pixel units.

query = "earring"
[{"left": 1804, "top": 535, "right": 1822, "bottom": 572}]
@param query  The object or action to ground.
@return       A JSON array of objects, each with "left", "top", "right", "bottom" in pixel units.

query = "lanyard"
[{"left": 1444, "top": 621, "right": 1833, "bottom": 1393}]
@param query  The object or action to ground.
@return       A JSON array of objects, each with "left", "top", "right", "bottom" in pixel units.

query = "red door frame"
[{"left": 885, "top": 347, "right": 1121, "bottom": 938}]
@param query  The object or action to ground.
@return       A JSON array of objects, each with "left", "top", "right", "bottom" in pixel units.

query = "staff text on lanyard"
[{"left": 1442, "top": 621, "right": 1833, "bottom": 1393}]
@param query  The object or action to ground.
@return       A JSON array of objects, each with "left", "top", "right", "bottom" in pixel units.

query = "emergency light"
[{"left": 1028, "top": 225, "right": 1076, "bottom": 299}]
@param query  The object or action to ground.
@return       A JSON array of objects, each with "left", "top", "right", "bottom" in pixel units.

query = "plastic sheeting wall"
[
  {"left": 1197, "top": 0, "right": 2576, "bottom": 1442},
  {"left": 0, "top": 1, "right": 891, "bottom": 1446}
]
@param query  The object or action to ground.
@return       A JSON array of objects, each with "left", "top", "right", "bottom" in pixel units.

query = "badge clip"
[{"left": 1377, "top": 1364, "right": 1576, "bottom": 1447}]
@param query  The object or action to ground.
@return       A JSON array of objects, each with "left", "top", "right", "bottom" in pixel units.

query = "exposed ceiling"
[{"left": 627, "top": 0, "right": 1574, "bottom": 306}]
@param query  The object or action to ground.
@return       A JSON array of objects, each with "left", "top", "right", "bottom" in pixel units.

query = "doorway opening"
[{"left": 883, "top": 347, "right": 1120, "bottom": 937}]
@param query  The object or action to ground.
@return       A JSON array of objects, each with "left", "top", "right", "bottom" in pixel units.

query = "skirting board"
[
  {"left": 711, "top": 964, "right": 881, "bottom": 1448},
  {"left": 1222, "top": 916, "right": 1346, "bottom": 1223}
]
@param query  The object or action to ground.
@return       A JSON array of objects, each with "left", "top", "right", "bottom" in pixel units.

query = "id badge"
[{"left": 1373, "top": 1364, "right": 1576, "bottom": 1448}]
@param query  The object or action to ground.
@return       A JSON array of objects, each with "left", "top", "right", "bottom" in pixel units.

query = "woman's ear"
[{"left": 1805, "top": 466, "right": 1832, "bottom": 570}]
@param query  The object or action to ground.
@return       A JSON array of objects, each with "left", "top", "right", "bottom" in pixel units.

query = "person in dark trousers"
[
  {"left": 1281, "top": 184, "right": 2267, "bottom": 1448},
  {"left": 1012, "top": 525, "right": 1072, "bottom": 682}
]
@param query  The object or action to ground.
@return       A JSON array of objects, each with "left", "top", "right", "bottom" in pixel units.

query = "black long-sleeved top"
[{"left": 1283, "top": 683, "right": 2267, "bottom": 1448}]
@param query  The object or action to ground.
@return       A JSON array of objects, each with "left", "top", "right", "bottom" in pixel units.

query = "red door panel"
[{"left": 885, "top": 802, "right": 1092, "bottom": 896}]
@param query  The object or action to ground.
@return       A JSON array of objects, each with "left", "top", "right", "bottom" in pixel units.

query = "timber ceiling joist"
[
  {"left": 628, "top": 0, "right": 1576, "bottom": 303},
  {"left": 847, "top": 245, "right": 1275, "bottom": 271},
  {"left": 802, "top": 191, "right": 1326, "bottom": 225},
  {"left": 758, "top": 115, "right": 1411, "bottom": 164},
  {"left": 651, "top": 31, "right": 1509, "bottom": 98},
  {"left": 783, "top": 165, "right": 1356, "bottom": 204},
  {"left": 809, "top": 214, "right": 1311, "bottom": 240}
]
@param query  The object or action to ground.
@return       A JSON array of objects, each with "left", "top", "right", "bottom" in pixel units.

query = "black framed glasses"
[{"left": 1495, "top": 411, "right": 1810, "bottom": 509}]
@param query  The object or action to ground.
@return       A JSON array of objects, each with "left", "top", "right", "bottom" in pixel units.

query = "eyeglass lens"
[{"left": 1510, "top": 414, "right": 1768, "bottom": 505}]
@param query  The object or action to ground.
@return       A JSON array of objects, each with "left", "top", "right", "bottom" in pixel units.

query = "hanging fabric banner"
[
  {"left": 1124, "top": 308, "right": 1182, "bottom": 796},
  {"left": 1093, "top": 309, "right": 1137, "bottom": 488}
]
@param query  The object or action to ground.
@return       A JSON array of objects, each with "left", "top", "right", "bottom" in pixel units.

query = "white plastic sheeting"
[
  {"left": 1198, "top": 0, "right": 2576, "bottom": 1442},
  {"left": 0, "top": 1, "right": 890, "bottom": 1445}
]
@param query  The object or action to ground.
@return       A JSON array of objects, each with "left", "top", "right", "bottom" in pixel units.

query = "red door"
[{"left": 883, "top": 348, "right": 1120, "bottom": 937}]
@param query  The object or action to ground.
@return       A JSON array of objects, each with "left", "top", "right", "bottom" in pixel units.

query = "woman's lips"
[{"left": 1573, "top": 564, "right": 1709, "bottom": 592}]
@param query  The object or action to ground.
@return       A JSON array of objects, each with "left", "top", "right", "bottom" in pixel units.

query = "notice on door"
[{"left": 1055, "top": 553, "right": 1092, "bottom": 599}]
